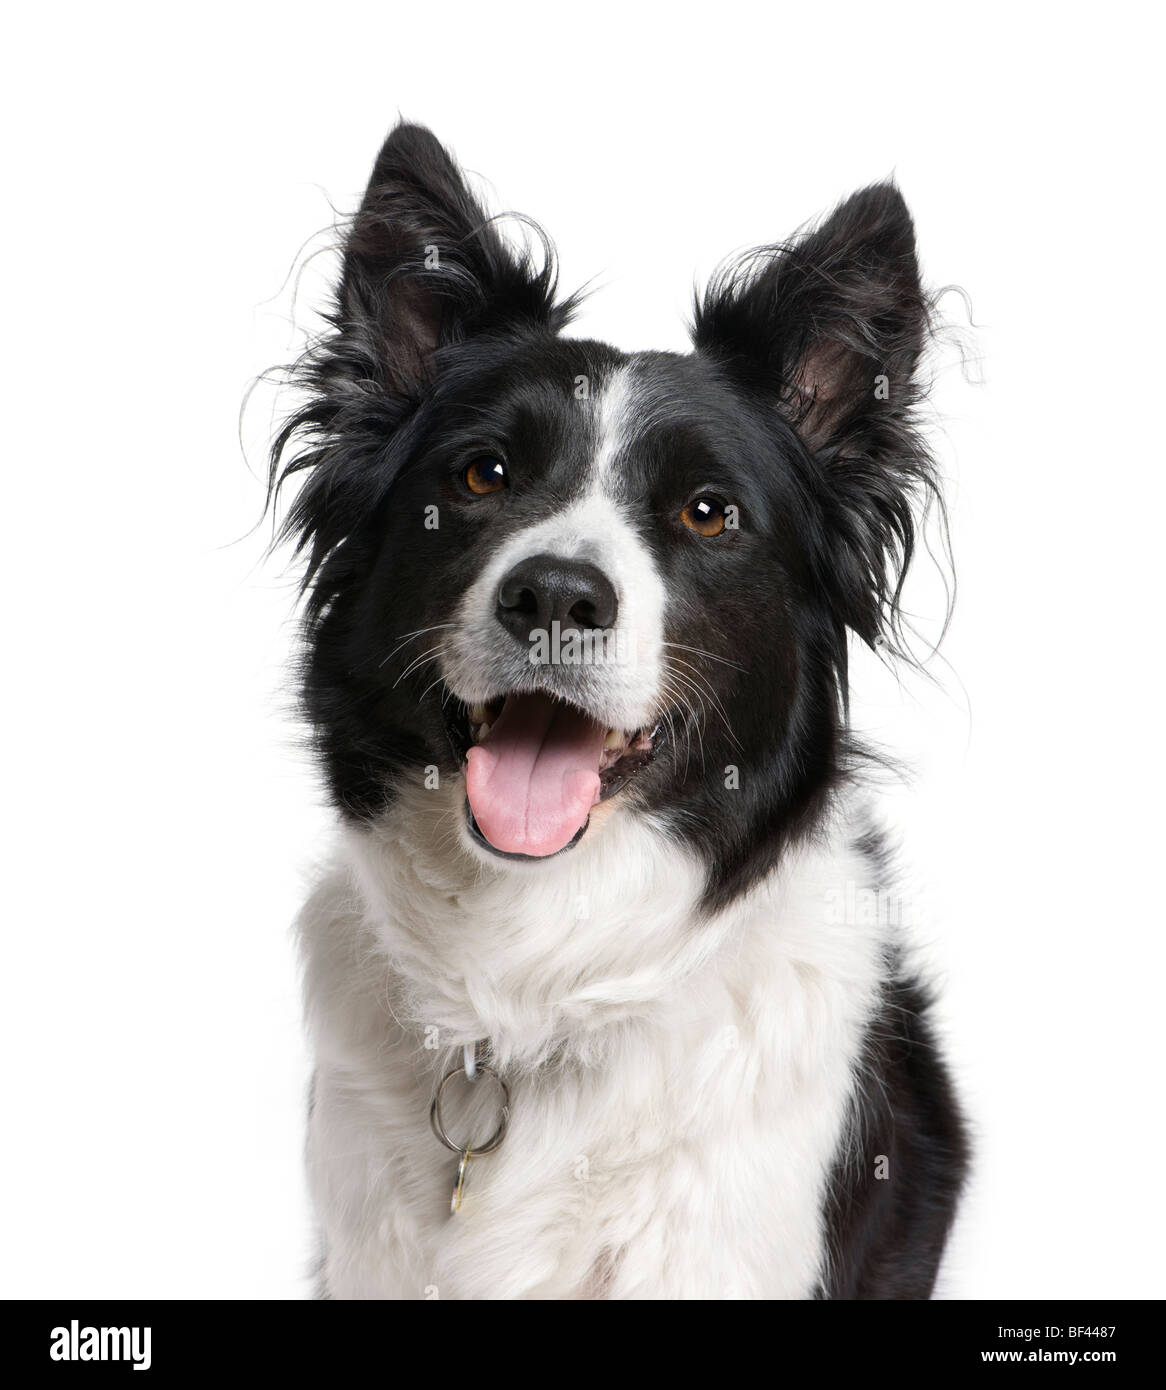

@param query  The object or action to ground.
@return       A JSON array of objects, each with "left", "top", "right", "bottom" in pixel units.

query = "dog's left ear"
[
  {"left": 693, "top": 183, "right": 935, "bottom": 647},
  {"left": 693, "top": 181, "right": 926, "bottom": 453}
]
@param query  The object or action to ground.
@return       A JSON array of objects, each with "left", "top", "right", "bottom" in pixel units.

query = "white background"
[{"left": 3, "top": 1, "right": 1162, "bottom": 1299}]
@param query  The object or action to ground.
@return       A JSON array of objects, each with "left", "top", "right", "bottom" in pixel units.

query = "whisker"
[
  {"left": 664, "top": 655, "right": 742, "bottom": 750},
  {"left": 659, "top": 672, "right": 704, "bottom": 777},
  {"left": 378, "top": 623, "right": 456, "bottom": 671},
  {"left": 662, "top": 640, "right": 747, "bottom": 672},
  {"left": 392, "top": 643, "right": 447, "bottom": 689},
  {"left": 419, "top": 664, "right": 451, "bottom": 704}
]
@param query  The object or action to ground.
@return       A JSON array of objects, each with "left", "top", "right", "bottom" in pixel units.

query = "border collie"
[{"left": 267, "top": 121, "right": 968, "bottom": 1299}]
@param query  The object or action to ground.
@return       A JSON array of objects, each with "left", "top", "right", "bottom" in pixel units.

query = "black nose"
[{"left": 496, "top": 553, "right": 619, "bottom": 642}]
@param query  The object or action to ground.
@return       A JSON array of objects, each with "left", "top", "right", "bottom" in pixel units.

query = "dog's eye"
[
  {"left": 681, "top": 496, "right": 728, "bottom": 537},
  {"left": 464, "top": 456, "right": 508, "bottom": 495}
]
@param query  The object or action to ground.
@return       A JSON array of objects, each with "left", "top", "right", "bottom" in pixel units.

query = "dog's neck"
[{"left": 337, "top": 775, "right": 876, "bottom": 1075}]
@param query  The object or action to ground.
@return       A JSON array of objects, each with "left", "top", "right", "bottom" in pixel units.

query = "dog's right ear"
[
  {"left": 339, "top": 123, "right": 574, "bottom": 391},
  {"left": 266, "top": 124, "right": 576, "bottom": 590}
]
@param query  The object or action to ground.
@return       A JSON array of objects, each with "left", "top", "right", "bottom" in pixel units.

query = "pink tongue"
[{"left": 465, "top": 694, "right": 606, "bottom": 857}]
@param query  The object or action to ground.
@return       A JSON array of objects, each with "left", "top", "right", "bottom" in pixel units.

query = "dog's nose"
[{"left": 496, "top": 553, "right": 619, "bottom": 642}]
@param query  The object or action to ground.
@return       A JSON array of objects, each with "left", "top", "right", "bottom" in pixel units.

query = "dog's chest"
[
  {"left": 419, "top": 997, "right": 864, "bottom": 1299},
  {"left": 303, "top": 798, "right": 884, "bottom": 1298}
]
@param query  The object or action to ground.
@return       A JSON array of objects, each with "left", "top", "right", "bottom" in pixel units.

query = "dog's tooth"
[
  {"left": 478, "top": 722, "right": 491, "bottom": 741},
  {"left": 604, "top": 728, "right": 625, "bottom": 750},
  {"left": 469, "top": 703, "right": 489, "bottom": 724}
]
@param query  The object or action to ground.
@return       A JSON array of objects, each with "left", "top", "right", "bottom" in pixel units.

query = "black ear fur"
[
  {"left": 267, "top": 123, "right": 577, "bottom": 598},
  {"left": 693, "top": 184, "right": 940, "bottom": 652},
  {"left": 342, "top": 122, "right": 577, "bottom": 391}
]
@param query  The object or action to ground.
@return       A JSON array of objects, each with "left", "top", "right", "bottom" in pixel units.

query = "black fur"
[
  {"left": 821, "top": 969, "right": 969, "bottom": 1296},
  {"left": 267, "top": 121, "right": 967, "bottom": 1297},
  {"left": 815, "top": 831, "right": 968, "bottom": 1297}
]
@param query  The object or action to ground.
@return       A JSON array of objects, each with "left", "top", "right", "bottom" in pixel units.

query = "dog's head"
[{"left": 270, "top": 123, "right": 940, "bottom": 907}]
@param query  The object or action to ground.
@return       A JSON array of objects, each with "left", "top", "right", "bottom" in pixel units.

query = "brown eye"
[
  {"left": 681, "top": 496, "right": 728, "bottom": 536},
  {"left": 464, "top": 456, "right": 508, "bottom": 495}
]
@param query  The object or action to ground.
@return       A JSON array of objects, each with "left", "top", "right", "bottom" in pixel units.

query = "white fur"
[
  {"left": 300, "top": 774, "right": 890, "bottom": 1300},
  {"left": 590, "top": 362, "right": 637, "bottom": 485},
  {"left": 441, "top": 367, "right": 665, "bottom": 733}
]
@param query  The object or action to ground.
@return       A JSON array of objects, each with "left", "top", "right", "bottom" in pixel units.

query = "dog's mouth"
[{"left": 445, "top": 691, "right": 658, "bottom": 859}]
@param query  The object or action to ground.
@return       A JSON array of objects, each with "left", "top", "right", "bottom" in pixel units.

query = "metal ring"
[{"left": 429, "top": 1064, "right": 510, "bottom": 1156}]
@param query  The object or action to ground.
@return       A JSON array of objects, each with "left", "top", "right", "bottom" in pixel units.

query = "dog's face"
[
  {"left": 355, "top": 340, "right": 815, "bottom": 864},
  {"left": 273, "top": 124, "right": 936, "bottom": 906}
]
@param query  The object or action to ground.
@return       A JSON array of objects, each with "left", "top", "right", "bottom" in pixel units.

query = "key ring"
[{"left": 429, "top": 1063, "right": 511, "bottom": 1156}]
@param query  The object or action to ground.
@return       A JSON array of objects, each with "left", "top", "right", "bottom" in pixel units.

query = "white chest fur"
[{"left": 299, "top": 779, "right": 888, "bottom": 1299}]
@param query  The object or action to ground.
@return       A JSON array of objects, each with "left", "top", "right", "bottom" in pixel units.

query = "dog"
[{"left": 267, "top": 121, "right": 968, "bottom": 1299}]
